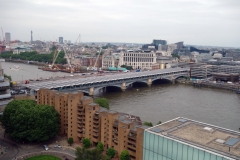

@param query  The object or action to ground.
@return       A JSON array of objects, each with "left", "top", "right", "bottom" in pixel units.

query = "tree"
[
  {"left": 157, "top": 121, "right": 162, "bottom": 125},
  {"left": 94, "top": 98, "right": 109, "bottom": 110},
  {"left": 68, "top": 137, "right": 74, "bottom": 146},
  {"left": 83, "top": 138, "right": 91, "bottom": 148},
  {"left": 1, "top": 100, "right": 59, "bottom": 142},
  {"left": 144, "top": 122, "right": 153, "bottom": 127},
  {"left": 96, "top": 142, "right": 104, "bottom": 153},
  {"left": 107, "top": 147, "right": 115, "bottom": 158},
  {"left": 75, "top": 147, "right": 110, "bottom": 160},
  {"left": 120, "top": 150, "right": 130, "bottom": 160},
  {"left": 121, "top": 65, "right": 133, "bottom": 70}
]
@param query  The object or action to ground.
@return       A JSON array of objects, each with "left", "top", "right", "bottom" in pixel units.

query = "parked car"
[{"left": 54, "top": 144, "right": 62, "bottom": 148}]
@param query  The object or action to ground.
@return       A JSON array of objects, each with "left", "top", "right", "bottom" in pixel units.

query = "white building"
[
  {"left": 102, "top": 54, "right": 119, "bottom": 69},
  {"left": 119, "top": 51, "right": 156, "bottom": 70}
]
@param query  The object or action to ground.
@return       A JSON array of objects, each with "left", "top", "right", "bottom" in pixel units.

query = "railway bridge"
[{"left": 24, "top": 68, "right": 189, "bottom": 95}]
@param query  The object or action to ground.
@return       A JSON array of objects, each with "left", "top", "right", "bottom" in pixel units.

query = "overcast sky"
[{"left": 1, "top": 0, "right": 240, "bottom": 47}]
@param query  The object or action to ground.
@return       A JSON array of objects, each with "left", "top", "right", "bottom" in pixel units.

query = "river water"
[{"left": 1, "top": 62, "right": 240, "bottom": 131}]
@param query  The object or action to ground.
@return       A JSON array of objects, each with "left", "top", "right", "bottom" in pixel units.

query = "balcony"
[
  {"left": 127, "top": 143, "right": 136, "bottom": 150},
  {"left": 93, "top": 115, "right": 99, "bottom": 120},
  {"left": 127, "top": 148, "right": 136, "bottom": 157},
  {"left": 78, "top": 107, "right": 84, "bottom": 111},
  {"left": 93, "top": 127, "right": 99, "bottom": 131}
]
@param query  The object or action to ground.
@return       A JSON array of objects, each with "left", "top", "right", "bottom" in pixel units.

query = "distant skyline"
[{"left": 1, "top": 0, "right": 240, "bottom": 47}]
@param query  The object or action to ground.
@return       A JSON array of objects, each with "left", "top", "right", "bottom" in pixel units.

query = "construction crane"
[
  {"left": 63, "top": 46, "right": 74, "bottom": 73},
  {"left": 93, "top": 48, "right": 102, "bottom": 71},
  {"left": 75, "top": 34, "right": 81, "bottom": 45},
  {"left": 50, "top": 49, "right": 61, "bottom": 69}
]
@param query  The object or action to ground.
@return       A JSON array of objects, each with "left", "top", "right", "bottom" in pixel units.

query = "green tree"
[
  {"left": 68, "top": 137, "right": 74, "bottom": 146},
  {"left": 107, "top": 147, "right": 115, "bottom": 158},
  {"left": 120, "top": 150, "right": 130, "bottom": 160},
  {"left": 83, "top": 138, "right": 91, "bottom": 148},
  {"left": 75, "top": 147, "right": 110, "bottom": 160},
  {"left": 157, "top": 121, "right": 162, "bottom": 125},
  {"left": 94, "top": 98, "right": 109, "bottom": 110},
  {"left": 1, "top": 100, "right": 59, "bottom": 142},
  {"left": 121, "top": 65, "right": 133, "bottom": 70},
  {"left": 144, "top": 122, "right": 153, "bottom": 127},
  {"left": 96, "top": 142, "right": 104, "bottom": 153}
]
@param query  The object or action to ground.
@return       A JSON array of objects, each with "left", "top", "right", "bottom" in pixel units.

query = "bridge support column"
[
  {"left": 89, "top": 87, "right": 94, "bottom": 96},
  {"left": 147, "top": 78, "right": 152, "bottom": 87},
  {"left": 171, "top": 76, "right": 175, "bottom": 84},
  {"left": 121, "top": 82, "right": 126, "bottom": 91}
]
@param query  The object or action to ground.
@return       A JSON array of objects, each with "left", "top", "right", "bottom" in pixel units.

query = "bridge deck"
[{"left": 23, "top": 68, "right": 189, "bottom": 91}]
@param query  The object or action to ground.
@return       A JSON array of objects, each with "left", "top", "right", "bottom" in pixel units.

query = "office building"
[
  {"left": 153, "top": 39, "right": 167, "bottom": 49},
  {"left": 119, "top": 51, "right": 157, "bottom": 70},
  {"left": 144, "top": 117, "right": 240, "bottom": 160},
  {"left": 37, "top": 89, "right": 147, "bottom": 160},
  {"left": 59, "top": 37, "right": 63, "bottom": 44},
  {"left": 5, "top": 32, "right": 11, "bottom": 43}
]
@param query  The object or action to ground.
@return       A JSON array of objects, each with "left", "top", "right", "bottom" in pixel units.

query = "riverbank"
[
  {"left": 5, "top": 59, "right": 46, "bottom": 66},
  {"left": 193, "top": 81, "right": 240, "bottom": 93}
]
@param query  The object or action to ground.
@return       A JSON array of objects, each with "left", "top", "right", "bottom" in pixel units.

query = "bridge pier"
[
  {"left": 89, "top": 87, "right": 94, "bottom": 96},
  {"left": 121, "top": 82, "right": 126, "bottom": 91},
  {"left": 147, "top": 78, "right": 152, "bottom": 87},
  {"left": 171, "top": 76, "right": 175, "bottom": 84}
]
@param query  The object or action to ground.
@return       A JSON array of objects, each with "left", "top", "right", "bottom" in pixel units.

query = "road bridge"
[{"left": 24, "top": 68, "right": 189, "bottom": 95}]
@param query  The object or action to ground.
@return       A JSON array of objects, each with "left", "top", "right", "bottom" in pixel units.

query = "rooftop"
[{"left": 146, "top": 117, "right": 240, "bottom": 159}]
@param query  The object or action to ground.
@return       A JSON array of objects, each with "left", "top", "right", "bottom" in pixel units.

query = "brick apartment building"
[{"left": 37, "top": 88, "right": 147, "bottom": 159}]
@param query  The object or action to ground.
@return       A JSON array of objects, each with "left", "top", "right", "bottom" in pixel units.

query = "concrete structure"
[
  {"left": 119, "top": 51, "right": 157, "bottom": 70},
  {"left": 5, "top": 32, "right": 11, "bottom": 43},
  {"left": 37, "top": 88, "right": 147, "bottom": 160},
  {"left": 25, "top": 68, "right": 189, "bottom": 94},
  {"left": 102, "top": 54, "right": 119, "bottom": 69},
  {"left": 59, "top": 37, "right": 63, "bottom": 44},
  {"left": 144, "top": 117, "right": 240, "bottom": 160},
  {"left": 0, "top": 62, "right": 11, "bottom": 111}
]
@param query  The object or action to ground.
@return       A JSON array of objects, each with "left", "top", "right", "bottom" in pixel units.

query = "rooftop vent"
[
  {"left": 178, "top": 118, "right": 187, "bottom": 123},
  {"left": 150, "top": 127, "right": 162, "bottom": 133},
  {"left": 225, "top": 137, "right": 240, "bottom": 146},
  {"left": 215, "top": 139, "right": 225, "bottom": 144},
  {"left": 203, "top": 127, "right": 213, "bottom": 132}
]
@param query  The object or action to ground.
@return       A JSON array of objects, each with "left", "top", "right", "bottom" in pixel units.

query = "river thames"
[{"left": 1, "top": 61, "right": 240, "bottom": 131}]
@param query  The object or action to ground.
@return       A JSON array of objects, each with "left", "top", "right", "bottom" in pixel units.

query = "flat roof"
[{"left": 146, "top": 117, "right": 240, "bottom": 159}]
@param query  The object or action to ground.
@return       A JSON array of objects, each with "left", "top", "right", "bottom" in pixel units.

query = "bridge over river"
[{"left": 23, "top": 68, "right": 189, "bottom": 95}]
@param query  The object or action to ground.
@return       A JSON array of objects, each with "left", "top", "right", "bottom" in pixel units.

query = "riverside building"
[
  {"left": 0, "top": 62, "right": 11, "bottom": 111},
  {"left": 144, "top": 117, "right": 240, "bottom": 160},
  {"left": 37, "top": 88, "right": 147, "bottom": 160},
  {"left": 119, "top": 51, "right": 157, "bottom": 70}
]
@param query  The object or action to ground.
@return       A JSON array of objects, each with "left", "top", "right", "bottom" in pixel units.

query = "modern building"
[
  {"left": 59, "top": 37, "right": 63, "bottom": 44},
  {"left": 5, "top": 32, "right": 11, "bottom": 43},
  {"left": 119, "top": 51, "right": 157, "bottom": 70},
  {"left": 152, "top": 39, "right": 167, "bottom": 49},
  {"left": 144, "top": 117, "right": 240, "bottom": 160},
  {"left": 37, "top": 89, "right": 147, "bottom": 160}
]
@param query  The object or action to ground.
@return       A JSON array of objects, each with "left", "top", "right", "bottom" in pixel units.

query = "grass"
[{"left": 26, "top": 155, "right": 61, "bottom": 160}]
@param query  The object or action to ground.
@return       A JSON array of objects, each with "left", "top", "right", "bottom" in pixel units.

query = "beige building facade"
[
  {"left": 119, "top": 51, "right": 156, "bottom": 70},
  {"left": 37, "top": 88, "right": 147, "bottom": 160}
]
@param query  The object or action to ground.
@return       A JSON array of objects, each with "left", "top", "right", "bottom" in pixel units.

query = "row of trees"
[
  {"left": 144, "top": 121, "right": 162, "bottom": 127},
  {"left": 75, "top": 138, "right": 130, "bottom": 160},
  {"left": 0, "top": 51, "right": 66, "bottom": 64}
]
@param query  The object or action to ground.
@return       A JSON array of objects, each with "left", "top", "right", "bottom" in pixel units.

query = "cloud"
[{"left": 0, "top": 0, "right": 239, "bottom": 47}]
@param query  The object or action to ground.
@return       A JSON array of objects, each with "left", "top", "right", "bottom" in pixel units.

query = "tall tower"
[
  {"left": 5, "top": 32, "right": 11, "bottom": 43},
  {"left": 31, "top": 30, "right": 33, "bottom": 43}
]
